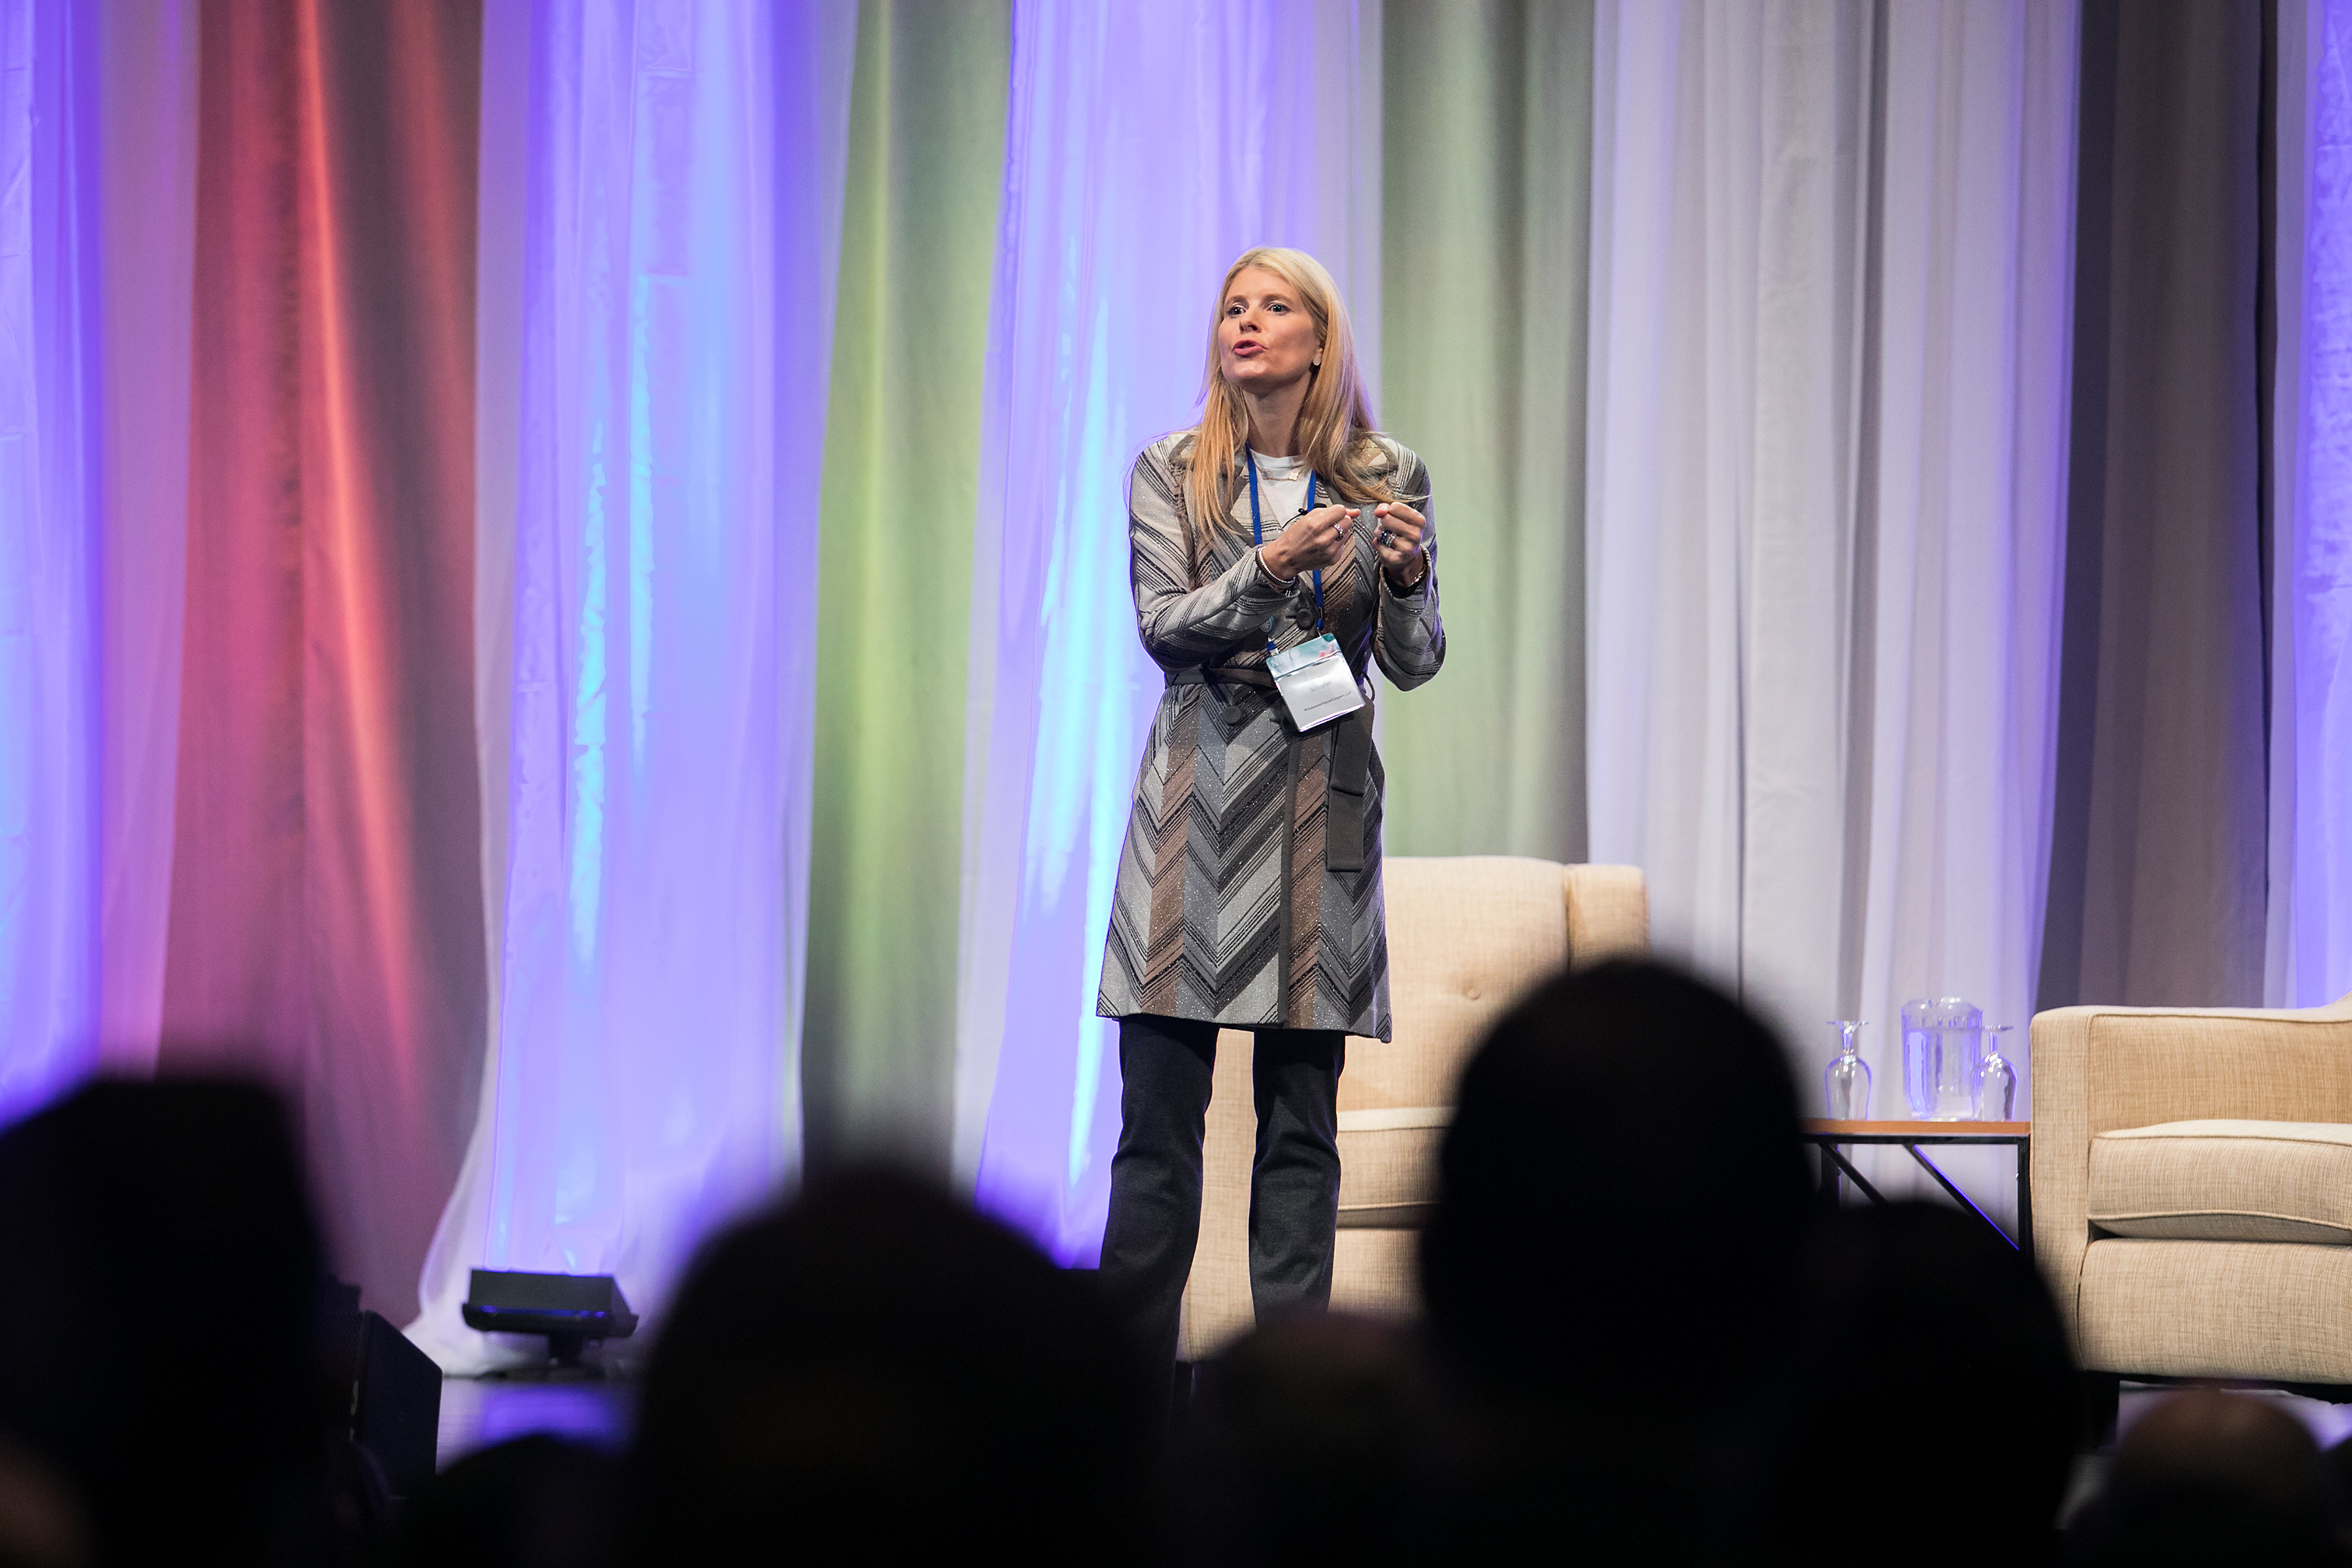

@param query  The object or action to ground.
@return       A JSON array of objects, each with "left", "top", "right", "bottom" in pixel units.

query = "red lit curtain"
[{"left": 160, "top": 0, "right": 485, "bottom": 1326}]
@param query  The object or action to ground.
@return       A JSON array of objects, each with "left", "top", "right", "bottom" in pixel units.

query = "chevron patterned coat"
[{"left": 1094, "top": 430, "right": 1446, "bottom": 1041}]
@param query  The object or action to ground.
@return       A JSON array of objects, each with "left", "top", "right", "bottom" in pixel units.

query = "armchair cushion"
[
  {"left": 2078, "top": 1239, "right": 2352, "bottom": 1383},
  {"left": 2089, "top": 1120, "right": 2352, "bottom": 1245}
]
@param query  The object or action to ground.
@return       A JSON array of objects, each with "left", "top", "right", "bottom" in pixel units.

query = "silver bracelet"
[{"left": 1256, "top": 545, "right": 1298, "bottom": 587}]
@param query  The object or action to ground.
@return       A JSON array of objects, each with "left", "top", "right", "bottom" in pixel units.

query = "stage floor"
[{"left": 436, "top": 1375, "right": 634, "bottom": 1469}]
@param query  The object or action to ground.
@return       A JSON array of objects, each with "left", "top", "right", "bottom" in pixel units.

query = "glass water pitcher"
[{"left": 1901, "top": 997, "right": 1984, "bottom": 1120}]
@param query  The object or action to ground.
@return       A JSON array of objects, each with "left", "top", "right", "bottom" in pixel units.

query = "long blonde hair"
[{"left": 1181, "top": 246, "right": 1397, "bottom": 536}]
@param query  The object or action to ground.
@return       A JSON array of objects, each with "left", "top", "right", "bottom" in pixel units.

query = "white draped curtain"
[{"left": 1586, "top": 0, "right": 2079, "bottom": 1217}]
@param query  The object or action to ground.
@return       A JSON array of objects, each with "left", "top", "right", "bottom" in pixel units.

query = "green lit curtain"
[
  {"left": 1379, "top": 1, "right": 1595, "bottom": 861},
  {"left": 804, "top": 0, "right": 1010, "bottom": 1173}
]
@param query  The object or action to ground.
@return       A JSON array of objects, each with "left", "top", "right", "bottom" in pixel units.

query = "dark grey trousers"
[{"left": 1096, "top": 1013, "right": 1345, "bottom": 1378}]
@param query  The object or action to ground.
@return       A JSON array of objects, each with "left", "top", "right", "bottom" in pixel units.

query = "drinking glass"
[
  {"left": 1825, "top": 1021, "right": 1871, "bottom": 1120},
  {"left": 1980, "top": 1024, "right": 2017, "bottom": 1122}
]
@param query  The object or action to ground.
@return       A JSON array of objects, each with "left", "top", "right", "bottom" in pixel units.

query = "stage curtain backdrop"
[
  {"left": 1379, "top": 0, "right": 1593, "bottom": 864},
  {"left": 1584, "top": 0, "right": 2078, "bottom": 1224},
  {"left": 956, "top": 0, "right": 1382, "bottom": 1259},
  {"left": 19, "top": 0, "right": 2352, "bottom": 1353},
  {"left": 410, "top": 0, "right": 857, "bottom": 1371},
  {"left": 0, "top": 0, "right": 197, "bottom": 1120},
  {"left": 802, "top": 0, "right": 1010, "bottom": 1176}
]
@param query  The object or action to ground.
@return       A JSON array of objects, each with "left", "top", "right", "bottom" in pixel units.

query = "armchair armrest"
[
  {"left": 2031, "top": 996, "right": 2352, "bottom": 1350},
  {"left": 1563, "top": 864, "right": 1648, "bottom": 968}
]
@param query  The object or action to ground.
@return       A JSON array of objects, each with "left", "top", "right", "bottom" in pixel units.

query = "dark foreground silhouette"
[{"left": 12, "top": 971, "right": 2352, "bottom": 1564}]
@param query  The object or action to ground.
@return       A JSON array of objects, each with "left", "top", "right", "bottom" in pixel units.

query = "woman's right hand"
[{"left": 1258, "top": 504, "right": 1358, "bottom": 581}]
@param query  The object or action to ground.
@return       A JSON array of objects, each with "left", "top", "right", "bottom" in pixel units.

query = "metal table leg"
[
  {"left": 1819, "top": 1142, "right": 1888, "bottom": 1205},
  {"left": 1904, "top": 1143, "right": 2019, "bottom": 1252},
  {"left": 2018, "top": 1136, "right": 2034, "bottom": 1267}
]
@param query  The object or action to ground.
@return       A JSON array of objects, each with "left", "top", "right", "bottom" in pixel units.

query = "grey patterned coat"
[{"left": 1094, "top": 431, "right": 1446, "bottom": 1041}]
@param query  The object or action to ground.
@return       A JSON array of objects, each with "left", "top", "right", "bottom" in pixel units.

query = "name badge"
[{"left": 1266, "top": 633, "right": 1365, "bottom": 732}]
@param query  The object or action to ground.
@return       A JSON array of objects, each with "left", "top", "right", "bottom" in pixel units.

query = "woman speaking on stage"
[{"left": 1093, "top": 246, "right": 1445, "bottom": 1379}]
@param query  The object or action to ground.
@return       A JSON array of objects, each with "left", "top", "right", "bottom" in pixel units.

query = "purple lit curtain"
[
  {"left": 410, "top": 0, "right": 856, "bottom": 1370},
  {"left": 959, "top": 0, "right": 1382, "bottom": 1262},
  {"left": 0, "top": 1, "right": 197, "bottom": 1120},
  {"left": 0, "top": 0, "right": 99, "bottom": 1122},
  {"left": 2269, "top": 0, "right": 2352, "bottom": 1007}
]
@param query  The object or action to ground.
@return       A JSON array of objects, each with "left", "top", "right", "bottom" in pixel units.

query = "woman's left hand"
[{"left": 1371, "top": 502, "right": 1429, "bottom": 589}]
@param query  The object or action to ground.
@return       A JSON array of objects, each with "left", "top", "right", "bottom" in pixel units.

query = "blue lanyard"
[{"left": 1245, "top": 448, "right": 1322, "bottom": 654}]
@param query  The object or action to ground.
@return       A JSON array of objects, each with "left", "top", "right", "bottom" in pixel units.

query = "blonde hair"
[{"left": 1180, "top": 246, "right": 1397, "bottom": 536}]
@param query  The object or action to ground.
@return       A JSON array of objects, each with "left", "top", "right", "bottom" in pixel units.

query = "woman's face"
[{"left": 1217, "top": 265, "right": 1321, "bottom": 397}]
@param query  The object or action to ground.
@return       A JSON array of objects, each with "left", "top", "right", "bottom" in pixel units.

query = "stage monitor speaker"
[
  {"left": 321, "top": 1279, "right": 442, "bottom": 1499},
  {"left": 354, "top": 1310, "right": 441, "bottom": 1497},
  {"left": 461, "top": 1269, "right": 638, "bottom": 1373}
]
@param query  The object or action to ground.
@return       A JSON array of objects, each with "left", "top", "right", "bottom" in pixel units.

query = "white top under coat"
[{"left": 1247, "top": 448, "right": 1315, "bottom": 536}]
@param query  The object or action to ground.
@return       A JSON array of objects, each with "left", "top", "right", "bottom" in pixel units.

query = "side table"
[{"left": 1800, "top": 1119, "right": 2031, "bottom": 1266}]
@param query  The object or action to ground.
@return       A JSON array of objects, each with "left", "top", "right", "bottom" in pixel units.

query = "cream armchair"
[
  {"left": 2033, "top": 996, "right": 2352, "bottom": 1385},
  {"left": 1177, "top": 856, "right": 1650, "bottom": 1362}
]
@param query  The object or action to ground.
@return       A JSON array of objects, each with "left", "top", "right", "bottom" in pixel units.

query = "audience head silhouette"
[
  {"left": 0, "top": 1079, "right": 328, "bottom": 1568},
  {"left": 1781, "top": 1200, "right": 2076, "bottom": 1563},
  {"left": 14, "top": 1007, "right": 2351, "bottom": 1567},
  {"left": 1422, "top": 958, "right": 1810, "bottom": 1407},
  {"left": 2072, "top": 1388, "right": 2338, "bottom": 1565},
  {"left": 1162, "top": 1313, "right": 1437, "bottom": 1565},
  {"left": 628, "top": 1166, "right": 1152, "bottom": 1565}
]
